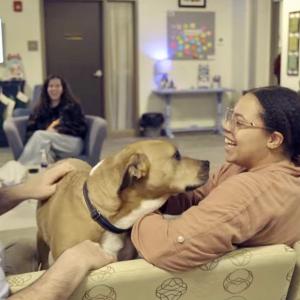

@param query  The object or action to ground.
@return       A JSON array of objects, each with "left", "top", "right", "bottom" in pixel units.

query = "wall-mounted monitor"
[{"left": 0, "top": 19, "right": 3, "bottom": 63}]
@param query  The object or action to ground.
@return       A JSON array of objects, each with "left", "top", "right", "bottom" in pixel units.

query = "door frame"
[{"left": 40, "top": 0, "right": 139, "bottom": 134}]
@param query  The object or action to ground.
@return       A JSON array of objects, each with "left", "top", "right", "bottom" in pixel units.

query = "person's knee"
[
  {"left": 31, "top": 130, "right": 47, "bottom": 140},
  {"left": 29, "top": 131, "right": 51, "bottom": 149}
]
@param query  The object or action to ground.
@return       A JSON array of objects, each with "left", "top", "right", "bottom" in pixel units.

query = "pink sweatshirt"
[{"left": 131, "top": 161, "right": 300, "bottom": 272}]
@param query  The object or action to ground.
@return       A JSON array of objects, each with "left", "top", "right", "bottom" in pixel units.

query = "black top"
[{"left": 26, "top": 102, "right": 87, "bottom": 141}]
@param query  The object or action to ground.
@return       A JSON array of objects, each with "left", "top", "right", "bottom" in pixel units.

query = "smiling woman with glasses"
[
  {"left": 131, "top": 86, "right": 300, "bottom": 272},
  {"left": 223, "top": 107, "right": 273, "bottom": 132}
]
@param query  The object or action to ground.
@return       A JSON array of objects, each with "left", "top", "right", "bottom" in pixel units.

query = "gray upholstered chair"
[
  {"left": 13, "top": 84, "right": 42, "bottom": 117},
  {"left": 3, "top": 115, "right": 107, "bottom": 166}
]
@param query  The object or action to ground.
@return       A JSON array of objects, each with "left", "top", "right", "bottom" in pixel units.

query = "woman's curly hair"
[{"left": 248, "top": 86, "right": 300, "bottom": 165}]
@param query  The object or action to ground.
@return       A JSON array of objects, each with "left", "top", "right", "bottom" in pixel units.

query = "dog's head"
[{"left": 88, "top": 140, "right": 209, "bottom": 201}]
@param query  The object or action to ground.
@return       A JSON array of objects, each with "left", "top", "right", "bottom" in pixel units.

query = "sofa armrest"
[
  {"left": 7, "top": 244, "right": 296, "bottom": 300},
  {"left": 3, "top": 117, "right": 28, "bottom": 160},
  {"left": 287, "top": 241, "right": 300, "bottom": 300}
]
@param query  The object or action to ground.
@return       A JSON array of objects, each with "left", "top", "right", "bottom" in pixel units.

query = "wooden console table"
[{"left": 153, "top": 87, "right": 233, "bottom": 138}]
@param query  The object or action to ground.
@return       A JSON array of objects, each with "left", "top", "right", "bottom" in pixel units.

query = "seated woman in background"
[{"left": 18, "top": 75, "right": 87, "bottom": 166}]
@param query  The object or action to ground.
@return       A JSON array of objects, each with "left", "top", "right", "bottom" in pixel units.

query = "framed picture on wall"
[
  {"left": 287, "top": 54, "right": 299, "bottom": 76},
  {"left": 287, "top": 11, "right": 300, "bottom": 76},
  {"left": 178, "top": 0, "right": 206, "bottom": 8},
  {"left": 167, "top": 11, "right": 214, "bottom": 60}
]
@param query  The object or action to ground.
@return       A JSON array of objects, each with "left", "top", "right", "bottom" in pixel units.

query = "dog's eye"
[{"left": 173, "top": 150, "right": 181, "bottom": 161}]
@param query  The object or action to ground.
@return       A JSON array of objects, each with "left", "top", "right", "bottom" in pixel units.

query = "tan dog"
[{"left": 36, "top": 140, "right": 209, "bottom": 267}]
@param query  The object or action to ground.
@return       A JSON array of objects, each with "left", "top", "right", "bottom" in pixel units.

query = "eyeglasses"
[{"left": 223, "top": 107, "right": 272, "bottom": 132}]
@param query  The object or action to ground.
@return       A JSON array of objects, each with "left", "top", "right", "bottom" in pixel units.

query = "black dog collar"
[{"left": 83, "top": 181, "right": 130, "bottom": 234}]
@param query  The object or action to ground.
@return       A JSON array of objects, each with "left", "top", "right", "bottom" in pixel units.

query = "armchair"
[
  {"left": 3, "top": 115, "right": 107, "bottom": 166},
  {"left": 7, "top": 244, "right": 296, "bottom": 300},
  {"left": 12, "top": 84, "right": 42, "bottom": 117}
]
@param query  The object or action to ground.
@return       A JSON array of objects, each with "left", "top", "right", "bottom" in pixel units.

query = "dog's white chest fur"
[{"left": 101, "top": 198, "right": 165, "bottom": 256}]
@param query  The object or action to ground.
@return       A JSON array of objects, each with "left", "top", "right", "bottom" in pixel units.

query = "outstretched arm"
[
  {"left": 0, "top": 162, "right": 73, "bottom": 215},
  {"left": 8, "top": 240, "right": 116, "bottom": 300}
]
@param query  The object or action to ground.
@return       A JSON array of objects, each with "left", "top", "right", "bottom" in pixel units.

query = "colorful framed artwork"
[
  {"left": 167, "top": 11, "right": 215, "bottom": 60},
  {"left": 178, "top": 0, "right": 206, "bottom": 8}
]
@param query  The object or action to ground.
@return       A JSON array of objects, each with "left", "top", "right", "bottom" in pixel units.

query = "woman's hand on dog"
[
  {"left": 21, "top": 162, "right": 74, "bottom": 201},
  {"left": 63, "top": 240, "right": 116, "bottom": 272}
]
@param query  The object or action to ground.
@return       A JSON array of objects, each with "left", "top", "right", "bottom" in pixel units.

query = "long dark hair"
[
  {"left": 248, "top": 86, "right": 300, "bottom": 164},
  {"left": 33, "top": 75, "right": 79, "bottom": 116}
]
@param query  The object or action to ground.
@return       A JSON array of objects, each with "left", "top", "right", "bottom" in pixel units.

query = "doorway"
[{"left": 44, "top": 0, "right": 104, "bottom": 117}]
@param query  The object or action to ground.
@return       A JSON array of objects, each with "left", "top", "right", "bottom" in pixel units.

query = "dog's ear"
[{"left": 118, "top": 153, "right": 149, "bottom": 193}]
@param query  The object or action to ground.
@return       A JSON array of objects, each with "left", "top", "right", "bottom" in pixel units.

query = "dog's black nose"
[{"left": 202, "top": 160, "right": 210, "bottom": 171}]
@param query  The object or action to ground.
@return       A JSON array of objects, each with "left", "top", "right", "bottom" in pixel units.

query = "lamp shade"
[{"left": 154, "top": 59, "right": 172, "bottom": 74}]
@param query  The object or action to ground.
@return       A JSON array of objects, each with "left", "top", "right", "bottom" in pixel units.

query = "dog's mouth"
[
  {"left": 185, "top": 174, "right": 209, "bottom": 192},
  {"left": 185, "top": 182, "right": 205, "bottom": 192}
]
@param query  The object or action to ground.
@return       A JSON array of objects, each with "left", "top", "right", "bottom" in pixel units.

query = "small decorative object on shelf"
[
  {"left": 211, "top": 75, "right": 221, "bottom": 88},
  {"left": 159, "top": 73, "right": 176, "bottom": 90},
  {"left": 197, "top": 64, "right": 210, "bottom": 88},
  {"left": 168, "top": 80, "right": 176, "bottom": 89},
  {"left": 160, "top": 73, "right": 169, "bottom": 89},
  {"left": 154, "top": 59, "right": 173, "bottom": 89}
]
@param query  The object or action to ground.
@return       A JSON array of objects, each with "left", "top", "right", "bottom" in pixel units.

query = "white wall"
[
  {"left": 137, "top": 0, "right": 272, "bottom": 129},
  {"left": 137, "top": 0, "right": 234, "bottom": 129},
  {"left": 0, "top": 0, "right": 43, "bottom": 96},
  {"left": 0, "top": 0, "right": 274, "bottom": 129},
  {"left": 231, "top": 0, "right": 248, "bottom": 92},
  {"left": 231, "top": 0, "right": 272, "bottom": 93},
  {"left": 281, "top": 0, "right": 300, "bottom": 90},
  {"left": 254, "top": 0, "right": 272, "bottom": 87}
]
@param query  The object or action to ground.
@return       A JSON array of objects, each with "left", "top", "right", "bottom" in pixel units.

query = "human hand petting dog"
[
  {"left": 0, "top": 162, "right": 74, "bottom": 215},
  {"left": 22, "top": 162, "right": 74, "bottom": 201}
]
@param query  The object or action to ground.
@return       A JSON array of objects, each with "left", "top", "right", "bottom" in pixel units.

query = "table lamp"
[{"left": 154, "top": 59, "right": 172, "bottom": 89}]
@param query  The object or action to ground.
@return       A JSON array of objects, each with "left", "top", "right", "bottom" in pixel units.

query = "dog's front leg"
[
  {"left": 117, "top": 231, "right": 138, "bottom": 261},
  {"left": 36, "top": 232, "right": 50, "bottom": 270}
]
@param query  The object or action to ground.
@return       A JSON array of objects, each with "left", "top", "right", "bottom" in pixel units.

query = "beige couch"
[
  {"left": 287, "top": 241, "right": 300, "bottom": 300},
  {"left": 7, "top": 244, "right": 296, "bottom": 300}
]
